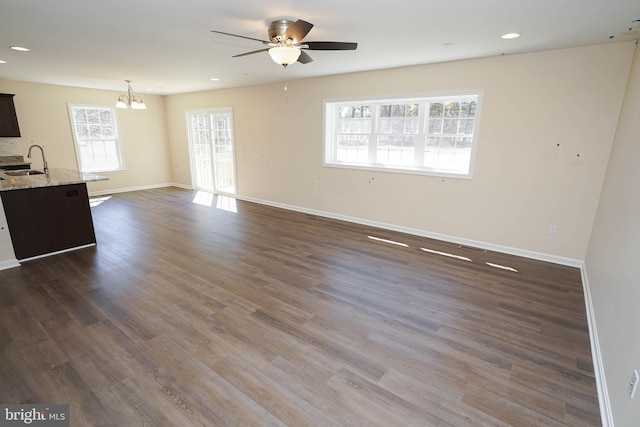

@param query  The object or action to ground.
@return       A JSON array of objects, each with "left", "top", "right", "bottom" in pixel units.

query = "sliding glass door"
[{"left": 187, "top": 108, "right": 236, "bottom": 195}]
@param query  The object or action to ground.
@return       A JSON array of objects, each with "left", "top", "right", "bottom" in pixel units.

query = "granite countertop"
[
  {"left": 0, "top": 155, "right": 31, "bottom": 167},
  {"left": 0, "top": 168, "right": 109, "bottom": 191}
]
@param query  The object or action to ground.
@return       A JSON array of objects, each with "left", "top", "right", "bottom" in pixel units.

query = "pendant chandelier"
[{"left": 115, "top": 80, "right": 147, "bottom": 110}]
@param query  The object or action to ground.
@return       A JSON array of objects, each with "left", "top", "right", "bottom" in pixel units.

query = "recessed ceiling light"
[
  {"left": 210, "top": 78, "right": 220, "bottom": 81},
  {"left": 10, "top": 46, "right": 30, "bottom": 51},
  {"left": 0, "top": 60, "right": 6, "bottom": 64},
  {"left": 501, "top": 33, "right": 521, "bottom": 40}
]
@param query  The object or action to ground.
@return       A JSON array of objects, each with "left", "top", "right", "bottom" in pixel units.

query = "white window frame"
[
  {"left": 68, "top": 104, "right": 125, "bottom": 173},
  {"left": 323, "top": 91, "right": 482, "bottom": 179}
]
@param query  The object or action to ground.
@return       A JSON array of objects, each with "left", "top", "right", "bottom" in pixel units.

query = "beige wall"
[
  {"left": 0, "top": 79, "right": 172, "bottom": 193},
  {"left": 166, "top": 42, "right": 635, "bottom": 261},
  {"left": 586, "top": 42, "right": 640, "bottom": 425}
]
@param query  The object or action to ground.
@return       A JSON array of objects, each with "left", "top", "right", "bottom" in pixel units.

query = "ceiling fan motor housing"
[{"left": 268, "top": 20, "right": 295, "bottom": 43}]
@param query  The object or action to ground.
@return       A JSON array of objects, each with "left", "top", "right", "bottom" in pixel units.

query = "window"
[
  {"left": 68, "top": 104, "right": 124, "bottom": 173},
  {"left": 324, "top": 91, "right": 482, "bottom": 178}
]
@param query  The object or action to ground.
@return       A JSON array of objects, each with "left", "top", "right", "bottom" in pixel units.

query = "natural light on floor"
[
  {"left": 367, "top": 235, "right": 409, "bottom": 247},
  {"left": 216, "top": 195, "right": 237, "bottom": 213},
  {"left": 192, "top": 191, "right": 214, "bottom": 207},
  {"left": 89, "top": 196, "right": 111, "bottom": 207},
  {"left": 366, "top": 234, "right": 519, "bottom": 273},
  {"left": 420, "top": 247, "right": 472, "bottom": 262},
  {"left": 192, "top": 191, "right": 237, "bottom": 213},
  {"left": 485, "top": 262, "right": 519, "bottom": 272}
]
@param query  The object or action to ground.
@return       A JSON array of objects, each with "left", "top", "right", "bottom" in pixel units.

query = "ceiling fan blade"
[
  {"left": 211, "top": 30, "right": 270, "bottom": 45},
  {"left": 232, "top": 48, "right": 269, "bottom": 58},
  {"left": 283, "top": 19, "right": 314, "bottom": 43},
  {"left": 304, "top": 41, "right": 358, "bottom": 51},
  {"left": 297, "top": 50, "right": 313, "bottom": 64}
]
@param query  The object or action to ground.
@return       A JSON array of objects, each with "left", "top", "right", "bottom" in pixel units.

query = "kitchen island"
[{"left": 0, "top": 168, "right": 108, "bottom": 260}]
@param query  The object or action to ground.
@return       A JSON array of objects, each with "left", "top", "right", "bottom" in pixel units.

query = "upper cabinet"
[{"left": 0, "top": 94, "right": 21, "bottom": 137}]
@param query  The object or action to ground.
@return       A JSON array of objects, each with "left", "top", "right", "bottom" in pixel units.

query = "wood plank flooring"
[{"left": 0, "top": 187, "right": 600, "bottom": 426}]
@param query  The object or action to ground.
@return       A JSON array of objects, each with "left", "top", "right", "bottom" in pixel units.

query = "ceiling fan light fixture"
[{"left": 268, "top": 46, "right": 301, "bottom": 66}]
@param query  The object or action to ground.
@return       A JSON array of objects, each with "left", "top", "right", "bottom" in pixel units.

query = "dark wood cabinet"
[
  {"left": 1, "top": 183, "right": 96, "bottom": 259},
  {"left": 0, "top": 94, "right": 21, "bottom": 137}
]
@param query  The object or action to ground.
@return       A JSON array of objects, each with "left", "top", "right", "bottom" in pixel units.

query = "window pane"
[
  {"left": 76, "top": 125, "right": 89, "bottom": 139},
  {"left": 89, "top": 125, "right": 102, "bottom": 138},
  {"left": 377, "top": 135, "right": 416, "bottom": 166},
  {"left": 443, "top": 119, "right": 458, "bottom": 134},
  {"left": 392, "top": 105, "right": 404, "bottom": 117},
  {"left": 404, "top": 118, "right": 418, "bottom": 134},
  {"left": 428, "top": 119, "right": 442, "bottom": 134},
  {"left": 424, "top": 136, "right": 471, "bottom": 174},
  {"left": 461, "top": 101, "right": 477, "bottom": 117},
  {"left": 337, "top": 134, "right": 369, "bottom": 164},
  {"left": 74, "top": 109, "right": 87, "bottom": 124},
  {"left": 444, "top": 102, "right": 460, "bottom": 117},
  {"left": 87, "top": 109, "right": 100, "bottom": 124},
  {"left": 429, "top": 103, "right": 443, "bottom": 118},
  {"left": 391, "top": 118, "right": 404, "bottom": 134},
  {"left": 102, "top": 125, "right": 114, "bottom": 138},
  {"left": 99, "top": 110, "right": 113, "bottom": 123},
  {"left": 459, "top": 118, "right": 474, "bottom": 135}
]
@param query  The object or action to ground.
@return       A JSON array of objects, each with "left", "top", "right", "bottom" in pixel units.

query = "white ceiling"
[{"left": 1, "top": 0, "right": 639, "bottom": 95}]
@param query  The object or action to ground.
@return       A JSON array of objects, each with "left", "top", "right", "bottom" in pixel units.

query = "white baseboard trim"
[
  {"left": 171, "top": 182, "right": 193, "bottom": 190},
  {"left": 88, "top": 182, "right": 183, "bottom": 197},
  {"left": 17, "top": 243, "right": 96, "bottom": 263},
  {"left": 0, "top": 258, "right": 20, "bottom": 271},
  {"left": 580, "top": 265, "right": 613, "bottom": 427},
  {"left": 237, "top": 195, "right": 583, "bottom": 268}
]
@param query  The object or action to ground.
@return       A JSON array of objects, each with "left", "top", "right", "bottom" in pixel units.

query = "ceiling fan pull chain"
[{"left": 284, "top": 69, "right": 289, "bottom": 102}]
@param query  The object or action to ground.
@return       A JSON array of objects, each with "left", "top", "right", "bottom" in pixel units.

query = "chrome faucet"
[{"left": 27, "top": 144, "right": 49, "bottom": 174}]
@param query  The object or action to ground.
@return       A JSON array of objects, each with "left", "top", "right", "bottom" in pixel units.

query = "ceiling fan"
[{"left": 211, "top": 19, "right": 357, "bottom": 67}]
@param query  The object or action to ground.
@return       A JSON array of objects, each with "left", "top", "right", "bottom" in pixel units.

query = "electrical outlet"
[
  {"left": 548, "top": 224, "right": 558, "bottom": 236},
  {"left": 629, "top": 369, "right": 639, "bottom": 399}
]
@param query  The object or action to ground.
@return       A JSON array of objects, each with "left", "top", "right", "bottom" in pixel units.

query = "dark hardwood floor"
[{"left": 0, "top": 187, "right": 600, "bottom": 426}]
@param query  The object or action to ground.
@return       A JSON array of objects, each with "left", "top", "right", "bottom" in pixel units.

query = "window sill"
[{"left": 322, "top": 162, "right": 473, "bottom": 180}]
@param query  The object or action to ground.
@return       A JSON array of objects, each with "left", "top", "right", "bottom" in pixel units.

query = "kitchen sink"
[{"left": 4, "top": 169, "right": 45, "bottom": 176}]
